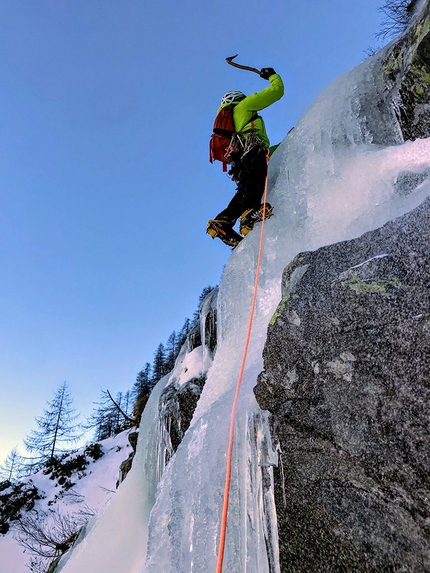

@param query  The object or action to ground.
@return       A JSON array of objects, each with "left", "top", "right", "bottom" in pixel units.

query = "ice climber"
[{"left": 207, "top": 67, "right": 284, "bottom": 248}]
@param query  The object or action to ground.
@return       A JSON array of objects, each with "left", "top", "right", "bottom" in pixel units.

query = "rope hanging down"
[{"left": 215, "top": 154, "right": 270, "bottom": 573}]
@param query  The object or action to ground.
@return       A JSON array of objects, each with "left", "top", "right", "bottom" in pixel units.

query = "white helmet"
[{"left": 221, "top": 91, "right": 246, "bottom": 105}]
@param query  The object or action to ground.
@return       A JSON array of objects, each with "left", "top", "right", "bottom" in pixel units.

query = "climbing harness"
[{"left": 215, "top": 153, "right": 270, "bottom": 573}]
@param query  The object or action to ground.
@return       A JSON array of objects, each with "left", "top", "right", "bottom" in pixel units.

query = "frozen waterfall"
[{"left": 58, "top": 38, "right": 430, "bottom": 573}]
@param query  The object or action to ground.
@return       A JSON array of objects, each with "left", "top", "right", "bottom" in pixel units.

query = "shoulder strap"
[{"left": 238, "top": 112, "right": 260, "bottom": 133}]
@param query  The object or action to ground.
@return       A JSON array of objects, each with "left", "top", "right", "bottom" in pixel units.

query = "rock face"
[
  {"left": 158, "top": 375, "right": 206, "bottom": 456},
  {"left": 383, "top": 0, "right": 430, "bottom": 142},
  {"left": 255, "top": 197, "right": 430, "bottom": 572},
  {"left": 364, "top": 1, "right": 430, "bottom": 146},
  {"left": 118, "top": 431, "right": 139, "bottom": 485}
]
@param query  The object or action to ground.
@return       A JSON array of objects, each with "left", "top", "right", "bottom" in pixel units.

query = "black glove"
[{"left": 260, "top": 67, "right": 276, "bottom": 80}]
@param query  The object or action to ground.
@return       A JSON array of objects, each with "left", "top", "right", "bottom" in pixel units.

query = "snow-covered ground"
[{"left": 0, "top": 431, "right": 133, "bottom": 573}]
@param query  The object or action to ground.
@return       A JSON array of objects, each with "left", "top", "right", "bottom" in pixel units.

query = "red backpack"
[{"left": 209, "top": 105, "right": 236, "bottom": 172}]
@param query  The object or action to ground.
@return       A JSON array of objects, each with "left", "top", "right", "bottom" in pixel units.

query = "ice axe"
[{"left": 225, "top": 54, "right": 261, "bottom": 75}]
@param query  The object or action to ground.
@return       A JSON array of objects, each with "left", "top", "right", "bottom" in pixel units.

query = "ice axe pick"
[{"left": 225, "top": 54, "right": 261, "bottom": 75}]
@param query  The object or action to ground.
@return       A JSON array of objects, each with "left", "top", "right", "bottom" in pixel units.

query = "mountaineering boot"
[
  {"left": 239, "top": 203, "right": 273, "bottom": 236},
  {"left": 207, "top": 219, "right": 243, "bottom": 248}
]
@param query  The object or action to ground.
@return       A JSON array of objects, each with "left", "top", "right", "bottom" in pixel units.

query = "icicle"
[{"left": 199, "top": 287, "right": 218, "bottom": 368}]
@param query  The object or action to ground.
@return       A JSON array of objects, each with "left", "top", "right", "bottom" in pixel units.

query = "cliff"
[{"left": 255, "top": 197, "right": 430, "bottom": 572}]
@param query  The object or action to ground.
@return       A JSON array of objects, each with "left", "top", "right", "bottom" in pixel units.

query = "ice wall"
[{"left": 58, "top": 28, "right": 430, "bottom": 573}]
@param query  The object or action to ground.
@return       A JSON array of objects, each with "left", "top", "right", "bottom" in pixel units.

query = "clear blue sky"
[{"left": 0, "top": 0, "right": 383, "bottom": 462}]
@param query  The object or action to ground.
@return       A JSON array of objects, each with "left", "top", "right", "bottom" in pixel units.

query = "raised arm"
[{"left": 238, "top": 73, "right": 284, "bottom": 113}]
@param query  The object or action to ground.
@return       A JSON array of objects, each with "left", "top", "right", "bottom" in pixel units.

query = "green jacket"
[{"left": 218, "top": 73, "right": 284, "bottom": 148}]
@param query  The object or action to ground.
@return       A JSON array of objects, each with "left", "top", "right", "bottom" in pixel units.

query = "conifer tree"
[
  {"left": 122, "top": 390, "right": 131, "bottom": 418},
  {"left": 152, "top": 343, "right": 167, "bottom": 384},
  {"left": 132, "top": 364, "right": 152, "bottom": 403},
  {"left": 85, "top": 390, "right": 130, "bottom": 441},
  {"left": 84, "top": 392, "right": 112, "bottom": 441},
  {"left": 24, "top": 382, "right": 81, "bottom": 467},
  {"left": 177, "top": 318, "right": 192, "bottom": 351},
  {"left": 165, "top": 331, "right": 179, "bottom": 372},
  {"left": 0, "top": 446, "right": 24, "bottom": 482},
  {"left": 110, "top": 391, "right": 125, "bottom": 431},
  {"left": 131, "top": 364, "right": 153, "bottom": 424},
  {"left": 191, "top": 286, "right": 215, "bottom": 329}
]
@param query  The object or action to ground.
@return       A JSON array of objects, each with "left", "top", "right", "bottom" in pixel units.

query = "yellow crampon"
[
  {"left": 207, "top": 224, "right": 218, "bottom": 239},
  {"left": 239, "top": 209, "right": 254, "bottom": 236},
  {"left": 239, "top": 204, "right": 273, "bottom": 236},
  {"left": 206, "top": 220, "right": 243, "bottom": 248}
]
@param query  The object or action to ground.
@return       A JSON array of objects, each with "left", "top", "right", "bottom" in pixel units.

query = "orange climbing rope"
[{"left": 215, "top": 156, "right": 270, "bottom": 573}]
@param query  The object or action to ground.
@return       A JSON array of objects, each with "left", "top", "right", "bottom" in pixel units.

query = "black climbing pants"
[{"left": 215, "top": 153, "right": 268, "bottom": 226}]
